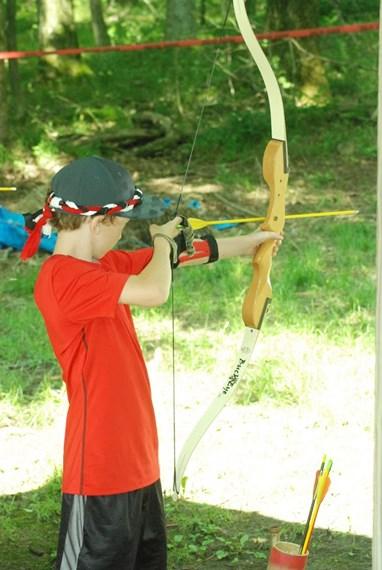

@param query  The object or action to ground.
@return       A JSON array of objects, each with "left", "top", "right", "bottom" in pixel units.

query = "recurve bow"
[{"left": 173, "top": 0, "right": 289, "bottom": 495}]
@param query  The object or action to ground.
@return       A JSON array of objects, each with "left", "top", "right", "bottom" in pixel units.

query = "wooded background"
[{"left": 0, "top": 0, "right": 378, "bottom": 149}]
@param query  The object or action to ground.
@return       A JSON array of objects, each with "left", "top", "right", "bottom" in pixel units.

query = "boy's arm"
[
  {"left": 176, "top": 231, "right": 283, "bottom": 267},
  {"left": 118, "top": 217, "right": 180, "bottom": 307},
  {"left": 216, "top": 231, "right": 283, "bottom": 260},
  {"left": 118, "top": 225, "right": 283, "bottom": 306}
]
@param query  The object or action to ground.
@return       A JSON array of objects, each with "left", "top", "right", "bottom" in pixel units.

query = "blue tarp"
[{"left": 0, "top": 206, "right": 56, "bottom": 253}]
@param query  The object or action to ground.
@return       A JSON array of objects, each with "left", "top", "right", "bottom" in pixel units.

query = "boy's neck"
[{"left": 54, "top": 230, "right": 95, "bottom": 262}]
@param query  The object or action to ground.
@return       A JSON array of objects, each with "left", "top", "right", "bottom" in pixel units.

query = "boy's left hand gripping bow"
[{"left": 173, "top": 0, "right": 289, "bottom": 496}]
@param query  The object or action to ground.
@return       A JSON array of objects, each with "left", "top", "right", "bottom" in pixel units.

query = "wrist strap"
[
  {"left": 152, "top": 233, "right": 178, "bottom": 265},
  {"left": 202, "top": 233, "right": 219, "bottom": 264}
]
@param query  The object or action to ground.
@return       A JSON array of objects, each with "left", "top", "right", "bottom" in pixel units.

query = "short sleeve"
[
  {"left": 101, "top": 249, "right": 153, "bottom": 275},
  {"left": 51, "top": 258, "right": 128, "bottom": 323}
]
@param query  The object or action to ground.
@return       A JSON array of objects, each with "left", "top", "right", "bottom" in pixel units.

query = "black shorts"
[{"left": 55, "top": 480, "right": 167, "bottom": 570}]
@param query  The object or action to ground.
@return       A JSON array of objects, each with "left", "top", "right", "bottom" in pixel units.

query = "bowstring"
[{"left": 172, "top": 0, "right": 232, "bottom": 494}]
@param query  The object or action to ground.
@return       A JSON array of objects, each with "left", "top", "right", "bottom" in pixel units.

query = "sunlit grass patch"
[
  {"left": 0, "top": 374, "right": 65, "bottom": 428},
  {"left": 234, "top": 330, "right": 373, "bottom": 427}
]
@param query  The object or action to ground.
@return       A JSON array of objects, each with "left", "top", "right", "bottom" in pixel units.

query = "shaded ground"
[{"left": 0, "top": 479, "right": 372, "bottom": 570}]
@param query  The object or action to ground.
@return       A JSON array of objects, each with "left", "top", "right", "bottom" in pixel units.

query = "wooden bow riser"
[{"left": 242, "top": 139, "right": 288, "bottom": 329}]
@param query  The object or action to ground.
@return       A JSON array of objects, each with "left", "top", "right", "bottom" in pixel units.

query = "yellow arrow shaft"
[
  {"left": 188, "top": 209, "right": 358, "bottom": 231},
  {"left": 301, "top": 460, "right": 332, "bottom": 554},
  {"left": 0, "top": 187, "right": 16, "bottom": 191},
  {"left": 301, "top": 477, "right": 325, "bottom": 554}
]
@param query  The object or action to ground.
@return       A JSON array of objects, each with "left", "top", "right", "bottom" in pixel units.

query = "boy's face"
[{"left": 92, "top": 217, "right": 129, "bottom": 259}]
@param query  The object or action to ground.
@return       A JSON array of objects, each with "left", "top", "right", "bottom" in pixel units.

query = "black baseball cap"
[{"left": 51, "top": 156, "right": 166, "bottom": 219}]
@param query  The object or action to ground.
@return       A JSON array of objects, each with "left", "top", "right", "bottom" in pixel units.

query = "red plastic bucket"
[{"left": 267, "top": 541, "right": 309, "bottom": 570}]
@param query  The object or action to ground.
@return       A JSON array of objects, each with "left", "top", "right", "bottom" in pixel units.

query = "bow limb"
[
  {"left": 173, "top": 0, "right": 288, "bottom": 496},
  {"left": 174, "top": 327, "right": 258, "bottom": 495}
]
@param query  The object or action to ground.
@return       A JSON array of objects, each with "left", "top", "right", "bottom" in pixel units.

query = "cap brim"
[{"left": 117, "top": 194, "right": 168, "bottom": 220}]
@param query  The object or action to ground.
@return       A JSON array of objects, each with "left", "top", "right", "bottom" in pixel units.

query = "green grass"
[{"left": 0, "top": 477, "right": 372, "bottom": 569}]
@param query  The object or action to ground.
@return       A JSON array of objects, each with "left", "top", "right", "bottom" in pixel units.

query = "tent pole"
[{"left": 374, "top": 3, "right": 382, "bottom": 569}]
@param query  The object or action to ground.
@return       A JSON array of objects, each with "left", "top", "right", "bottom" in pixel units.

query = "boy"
[{"left": 21, "top": 156, "right": 281, "bottom": 570}]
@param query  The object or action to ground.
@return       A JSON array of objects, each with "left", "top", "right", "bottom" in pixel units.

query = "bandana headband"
[{"left": 20, "top": 188, "right": 143, "bottom": 261}]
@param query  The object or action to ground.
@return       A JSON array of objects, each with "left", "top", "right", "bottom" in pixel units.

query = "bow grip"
[{"left": 242, "top": 139, "right": 288, "bottom": 329}]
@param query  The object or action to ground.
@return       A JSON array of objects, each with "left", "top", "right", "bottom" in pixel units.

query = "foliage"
[{"left": 1, "top": 0, "right": 378, "bottom": 166}]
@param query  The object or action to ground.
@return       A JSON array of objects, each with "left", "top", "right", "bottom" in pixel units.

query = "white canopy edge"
[{"left": 374, "top": 3, "right": 382, "bottom": 568}]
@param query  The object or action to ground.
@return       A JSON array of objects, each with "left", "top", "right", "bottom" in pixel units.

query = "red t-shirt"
[{"left": 34, "top": 249, "right": 159, "bottom": 495}]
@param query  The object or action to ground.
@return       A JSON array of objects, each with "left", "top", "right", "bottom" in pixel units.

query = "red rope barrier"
[{"left": 0, "top": 21, "right": 378, "bottom": 61}]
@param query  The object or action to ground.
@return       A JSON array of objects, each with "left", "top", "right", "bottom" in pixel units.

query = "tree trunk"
[
  {"left": 0, "top": 0, "right": 8, "bottom": 143},
  {"left": 267, "top": 0, "right": 330, "bottom": 106},
  {"left": 108, "top": 0, "right": 137, "bottom": 5},
  {"left": 38, "top": 0, "right": 78, "bottom": 49},
  {"left": 89, "top": 0, "right": 110, "bottom": 46},
  {"left": 199, "top": 0, "right": 206, "bottom": 25},
  {"left": 165, "top": 0, "right": 196, "bottom": 40},
  {"left": 107, "top": 0, "right": 133, "bottom": 5},
  {"left": 5, "top": 0, "right": 19, "bottom": 104},
  {"left": 37, "top": 0, "right": 81, "bottom": 72}
]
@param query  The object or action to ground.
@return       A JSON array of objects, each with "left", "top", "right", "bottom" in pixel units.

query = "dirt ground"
[{"left": 1, "top": 334, "right": 373, "bottom": 546}]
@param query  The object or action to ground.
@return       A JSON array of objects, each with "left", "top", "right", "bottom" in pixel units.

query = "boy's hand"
[
  {"left": 150, "top": 216, "right": 182, "bottom": 241},
  {"left": 253, "top": 230, "right": 284, "bottom": 257}
]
